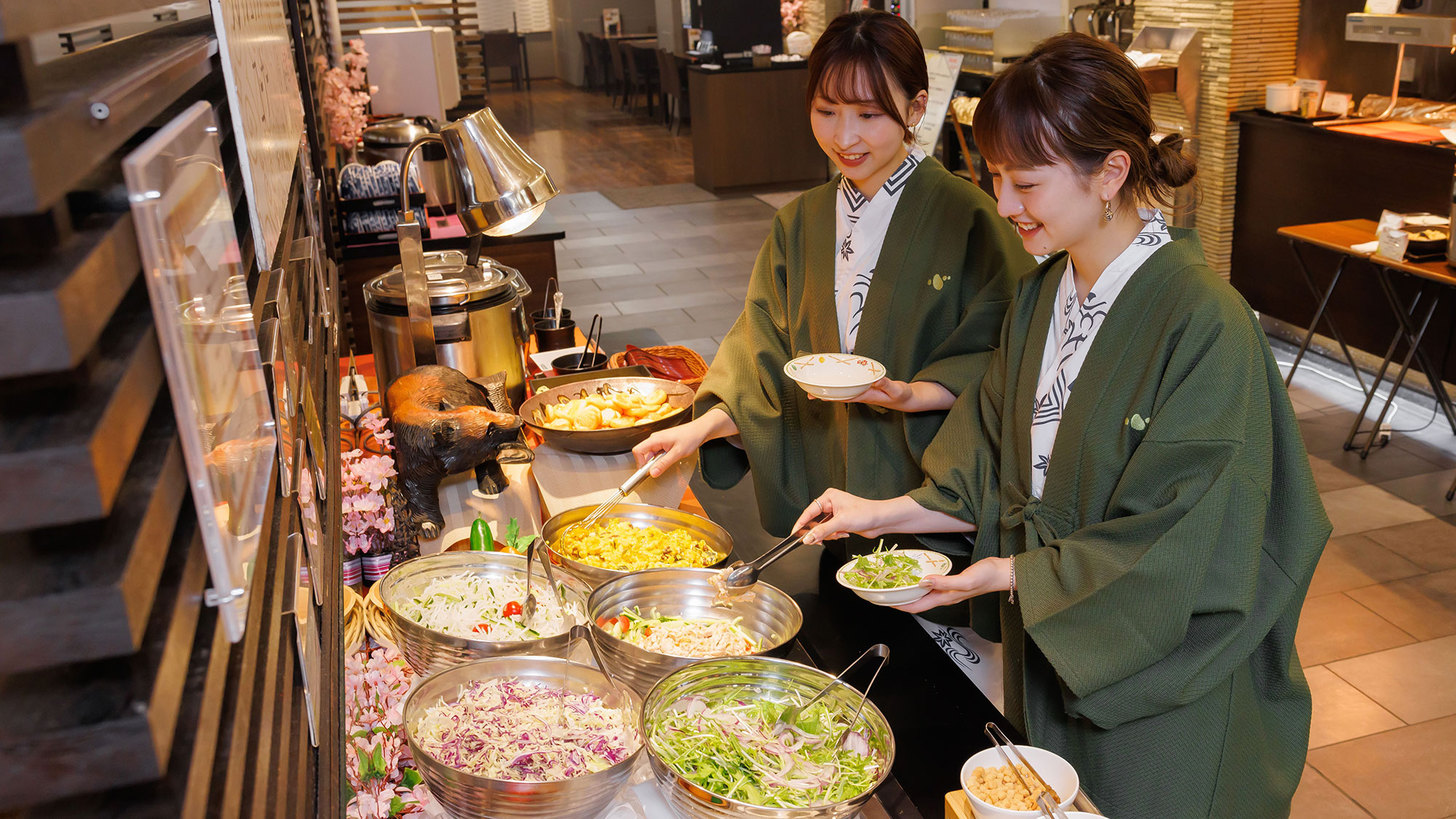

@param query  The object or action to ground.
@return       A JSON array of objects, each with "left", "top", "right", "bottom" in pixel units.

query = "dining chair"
[
  {"left": 605, "top": 38, "right": 628, "bottom": 107},
  {"left": 626, "top": 44, "right": 659, "bottom": 118},
  {"left": 577, "top": 30, "right": 598, "bottom": 90},
  {"left": 655, "top": 48, "right": 685, "bottom": 134},
  {"left": 480, "top": 30, "right": 524, "bottom": 92}
]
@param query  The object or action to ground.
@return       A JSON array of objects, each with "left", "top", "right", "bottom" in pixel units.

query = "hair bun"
[{"left": 1151, "top": 132, "right": 1197, "bottom": 189}]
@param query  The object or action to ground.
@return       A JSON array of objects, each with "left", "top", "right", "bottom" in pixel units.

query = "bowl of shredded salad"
[
  {"left": 834, "top": 548, "right": 953, "bottom": 606},
  {"left": 379, "top": 551, "right": 593, "bottom": 676},
  {"left": 543, "top": 503, "right": 733, "bottom": 588},
  {"left": 587, "top": 567, "right": 803, "bottom": 695},
  {"left": 403, "top": 655, "right": 643, "bottom": 819},
  {"left": 642, "top": 656, "right": 894, "bottom": 818}
]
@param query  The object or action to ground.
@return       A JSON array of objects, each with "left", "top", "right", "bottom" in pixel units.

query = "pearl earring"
[{"left": 1103, "top": 200, "right": 1114, "bottom": 222}]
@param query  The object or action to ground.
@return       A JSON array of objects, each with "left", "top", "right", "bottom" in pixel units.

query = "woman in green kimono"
[
  {"left": 793, "top": 34, "right": 1329, "bottom": 817},
  {"left": 632, "top": 11, "right": 1027, "bottom": 551}
]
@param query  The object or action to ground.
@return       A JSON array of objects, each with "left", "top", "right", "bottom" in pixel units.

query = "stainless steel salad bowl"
[
  {"left": 379, "top": 551, "right": 593, "bottom": 677},
  {"left": 542, "top": 503, "right": 734, "bottom": 589},
  {"left": 641, "top": 656, "right": 896, "bottom": 819},
  {"left": 403, "top": 654, "right": 644, "bottom": 819},
  {"left": 587, "top": 568, "right": 803, "bottom": 696},
  {"left": 520, "top": 375, "right": 694, "bottom": 454}
]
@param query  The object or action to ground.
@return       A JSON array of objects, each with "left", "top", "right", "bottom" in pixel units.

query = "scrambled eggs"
[{"left": 551, "top": 520, "right": 720, "bottom": 571}]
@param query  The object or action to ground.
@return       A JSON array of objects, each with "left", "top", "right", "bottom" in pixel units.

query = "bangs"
[
  {"left": 815, "top": 57, "right": 895, "bottom": 112},
  {"left": 972, "top": 71, "right": 1073, "bottom": 171}
]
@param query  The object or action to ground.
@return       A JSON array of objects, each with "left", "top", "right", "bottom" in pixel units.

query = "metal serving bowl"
[
  {"left": 520, "top": 375, "right": 694, "bottom": 454},
  {"left": 542, "top": 503, "right": 734, "bottom": 589},
  {"left": 642, "top": 656, "right": 896, "bottom": 819},
  {"left": 403, "top": 655, "right": 643, "bottom": 819},
  {"left": 379, "top": 551, "right": 593, "bottom": 677},
  {"left": 587, "top": 568, "right": 803, "bottom": 696}
]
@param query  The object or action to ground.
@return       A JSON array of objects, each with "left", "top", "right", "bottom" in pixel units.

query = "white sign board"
[{"left": 914, "top": 49, "right": 964, "bottom": 156}]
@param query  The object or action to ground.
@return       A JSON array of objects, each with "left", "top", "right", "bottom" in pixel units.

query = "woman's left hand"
[
  {"left": 894, "top": 557, "right": 1010, "bottom": 613},
  {"left": 836, "top": 377, "right": 914, "bottom": 409},
  {"left": 808, "top": 378, "right": 954, "bottom": 413}
]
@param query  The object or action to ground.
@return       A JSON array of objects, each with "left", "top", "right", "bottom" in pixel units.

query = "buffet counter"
[{"left": 687, "top": 63, "right": 828, "bottom": 192}]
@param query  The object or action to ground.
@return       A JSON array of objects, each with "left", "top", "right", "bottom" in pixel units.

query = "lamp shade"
[{"left": 438, "top": 107, "right": 558, "bottom": 236}]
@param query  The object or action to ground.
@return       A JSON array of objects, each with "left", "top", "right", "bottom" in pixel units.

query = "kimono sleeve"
[
  {"left": 693, "top": 217, "right": 796, "bottom": 490},
  {"left": 910, "top": 191, "right": 1024, "bottom": 396},
  {"left": 1015, "top": 303, "right": 1329, "bottom": 730}
]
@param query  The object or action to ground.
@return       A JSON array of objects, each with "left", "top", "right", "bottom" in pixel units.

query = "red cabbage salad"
[{"left": 411, "top": 677, "right": 639, "bottom": 781}]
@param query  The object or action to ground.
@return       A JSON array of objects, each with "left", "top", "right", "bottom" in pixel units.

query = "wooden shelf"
[
  {"left": 0, "top": 521, "right": 208, "bottom": 808},
  {"left": 0, "top": 209, "right": 140, "bottom": 378},
  {"left": 0, "top": 24, "right": 214, "bottom": 216},
  {"left": 0, "top": 401, "right": 184, "bottom": 674},
  {"left": 0, "top": 287, "right": 165, "bottom": 532},
  {"left": 0, "top": 0, "right": 173, "bottom": 41}
]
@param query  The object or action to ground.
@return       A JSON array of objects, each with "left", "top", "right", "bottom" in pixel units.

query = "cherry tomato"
[
  {"left": 595, "top": 617, "right": 609, "bottom": 629},
  {"left": 472, "top": 623, "right": 492, "bottom": 634},
  {"left": 641, "top": 626, "right": 653, "bottom": 637},
  {"left": 502, "top": 601, "right": 523, "bottom": 618}
]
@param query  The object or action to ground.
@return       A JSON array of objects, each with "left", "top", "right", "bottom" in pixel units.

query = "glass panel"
[{"left": 123, "top": 101, "right": 277, "bottom": 642}]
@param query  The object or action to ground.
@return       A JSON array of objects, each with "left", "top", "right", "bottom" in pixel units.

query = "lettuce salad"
[{"left": 648, "top": 687, "right": 883, "bottom": 807}]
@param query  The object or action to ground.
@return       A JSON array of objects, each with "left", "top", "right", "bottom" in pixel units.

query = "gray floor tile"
[
  {"left": 614, "top": 241, "right": 683, "bottom": 264},
  {"left": 613, "top": 291, "right": 741, "bottom": 315},
  {"left": 557, "top": 230, "right": 658, "bottom": 249},
  {"left": 631, "top": 267, "right": 714, "bottom": 286},
  {"left": 1363, "top": 517, "right": 1456, "bottom": 572},
  {"left": 559, "top": 263, "right": 643, "bottom": 282},
  {"left": 559, "top": 301, "right": 620, "bottom": 318},
  {"left": 600, "top": 307, "right": 695, "bottom": 332},
  {"left": 557, "top": 246, "right": 628, "bottom": 266},
  {"left": 1308, "top": 533, "right": 1425, "bottom": 598},
  {"left": 1377, "top": 469, "right": 1456, "bottom": 518},
  {"left": 686, "top": 301, "right": 748, "bottom": 322},
  {"left": 655, "top": 277, "right": 739, "bottom": 297},
  {"left": 638, "top": 251, "right": 755, "bottom": 274},
  {"left": 1320, "top": 485, "right": 1434, "bottom": 537},
  {"left": 1307, "top": 715, "right": 1456, "bottom": 818},
  {"left": 664, "top": 336, "right": 720, "bottom": 359}
]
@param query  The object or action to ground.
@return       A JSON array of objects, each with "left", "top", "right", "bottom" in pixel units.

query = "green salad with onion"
[
  {"left": 648, "top": 686, "right": 883, "bottom": 808},
  {"left": 840, "top": 547, "right": 926, "bottom": 590}
]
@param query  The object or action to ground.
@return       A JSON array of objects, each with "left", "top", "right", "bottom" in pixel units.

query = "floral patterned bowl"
[{"left": 783, "top": 353, "right": 887, "bottom": 400}]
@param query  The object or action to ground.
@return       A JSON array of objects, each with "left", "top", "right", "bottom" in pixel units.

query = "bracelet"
[{"left": 1007, "top": 557, "right": 1017, "bottom": 605}]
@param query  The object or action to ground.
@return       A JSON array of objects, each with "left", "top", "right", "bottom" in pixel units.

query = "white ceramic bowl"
[
  {"left": 959, "top": 745, "right": 1080, "bottom": 819},
  {"left": 783, "top": 353, "right": 887, "bottom": 400},
  {"left": 834, "top": 549, "right": 952, "bottom": 606}
]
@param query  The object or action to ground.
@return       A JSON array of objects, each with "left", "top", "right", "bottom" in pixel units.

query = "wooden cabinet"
[{"left": 688, "top": 64, "right": 828, "bottom": 192}]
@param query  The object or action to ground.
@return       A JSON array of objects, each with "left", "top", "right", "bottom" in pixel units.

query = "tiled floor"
[{"left": 522, "top": 82, "right": 1456, "bottom": 819}]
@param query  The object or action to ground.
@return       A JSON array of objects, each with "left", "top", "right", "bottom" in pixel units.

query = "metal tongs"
[
  {"left": 718, "top": 510, "right": 831, "bottom": 591},
  {"left": 983, "top": 722, "right": 1069, "bottom": 819},
  {"left": 774, "top": 643, "right": 889, "bottom": 749},
  {"left": 565, "top": 452, "right": 666, "bottom": 534},
  {"left": 521, "top": 534, "right": 566, "bottom": 630}
]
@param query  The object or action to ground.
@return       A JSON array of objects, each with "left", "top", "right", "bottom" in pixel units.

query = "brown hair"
[
  {"left": 805, "top": 10, "right": 929, "bottom": 143},
  {"left": 972, "top": 33, "right": 1196, "bottom": 208}
]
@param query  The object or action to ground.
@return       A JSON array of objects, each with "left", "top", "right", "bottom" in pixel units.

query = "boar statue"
[{"left": 387, "top": 365, "right": 527, "bottom": 541}]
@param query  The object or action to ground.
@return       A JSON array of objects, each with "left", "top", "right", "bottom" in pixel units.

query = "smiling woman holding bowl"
[{"left": 633, "top": 10, "right": 1028, "bottom": 564}]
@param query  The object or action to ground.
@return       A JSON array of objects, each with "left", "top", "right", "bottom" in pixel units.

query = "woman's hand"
[
  {"left": 894, "top": 557, "right": 1010, "bottom": 613},
  {"left": 631, "top": 408, "right": 738, "bottom": 477},
  {"left": 811, "top": 378, "right": 954, "bottom": 413},
  {"left": 794, "top": 489, "right": 896, "bottom": 543}
]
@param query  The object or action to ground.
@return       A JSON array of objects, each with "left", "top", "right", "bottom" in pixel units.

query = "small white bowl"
[
  {"left": 783, "top": 353, "right": 887, "bottom": 400},
  {"left": 834, "top": 549, "right": 952, "bottom": 606},
  {"left": 960, "top": 744, "right": 1080, "bottom": 819}
]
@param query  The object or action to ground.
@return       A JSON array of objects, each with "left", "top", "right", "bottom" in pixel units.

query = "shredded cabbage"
[
  {"left": 412, "top": 677, "right": 639, "bottom": 781},
  {"left": 397, "top": 572, "right": 583, "bottom": 641},
  {"left": 647, "top": 687, "right": 883, "bottom": 807}
]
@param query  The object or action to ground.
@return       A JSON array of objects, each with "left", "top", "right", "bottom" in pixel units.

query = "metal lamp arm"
[{"left": 398, "top": 133, "right": 446, "bottom": 218}]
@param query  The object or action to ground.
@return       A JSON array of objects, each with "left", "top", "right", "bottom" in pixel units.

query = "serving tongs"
[
  {"left": 983, "top": 722, "right": 1069, "bottom": 819},
  {"left": 718, "top": 510, "right": 831, "bottom": 592},
  {"left": 521, "top": 534, "right": 566, "bottom": 630},
  {"left": 564, "top": 451, "right": 666, "bottom": 535},
  {"left": 566, "top": 623, "right": 631, "bottom": 709},
  {"left": 773, "top": 643, "right": 889, "bottom": 749}
]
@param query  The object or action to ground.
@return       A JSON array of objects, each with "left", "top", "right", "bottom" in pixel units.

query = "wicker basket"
[{"left": 607, "top": 345, "right": 708, "bottom": 390}]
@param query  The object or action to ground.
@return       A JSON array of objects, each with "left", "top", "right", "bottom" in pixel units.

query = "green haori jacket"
[
  {"left": 695, "top": 158, "right": 1029, "bottom": 544},
  {"left": 910, "top": 231, "right": 1330, "bottom": 817}
]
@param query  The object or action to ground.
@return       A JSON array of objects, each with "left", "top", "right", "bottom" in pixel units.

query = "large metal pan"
[{"left": 520, "top": 376, "right": 694, "bottom": 454}]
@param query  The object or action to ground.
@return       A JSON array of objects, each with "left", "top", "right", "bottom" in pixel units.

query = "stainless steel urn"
[{"left": 364, "top": 250, "right": 531, "bottom": 410}]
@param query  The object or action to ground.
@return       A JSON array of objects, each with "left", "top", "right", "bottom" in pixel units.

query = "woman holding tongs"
[
  {"left": 791, "top": 34, "right": 1330, "bottom": 816},
  {"left": 633, "top": 11, "right": 1028, "bottom": 566}
]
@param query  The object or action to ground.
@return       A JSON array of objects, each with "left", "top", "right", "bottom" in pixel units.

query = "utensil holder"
[{"left": 534, "top": 318, "right": 577, "bottom": 351}]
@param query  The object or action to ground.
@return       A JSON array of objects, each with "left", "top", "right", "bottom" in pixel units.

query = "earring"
[{"left": 1103, "top": 200, "right": 1114, "bottom": 222}]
